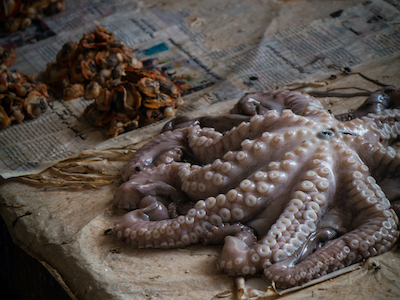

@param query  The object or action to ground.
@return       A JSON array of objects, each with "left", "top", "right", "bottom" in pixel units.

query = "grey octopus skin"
[{"left": 114, "top": 89, "right": 400, "bottom": 289}]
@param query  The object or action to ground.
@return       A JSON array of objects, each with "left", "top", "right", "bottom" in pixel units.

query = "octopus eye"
[
  {"left": 383, "top": 88, "right": 393, "bottom": 94},
  {"left": 318, "top": 129, "right": 334, "bottom": 139},
  {"left": 104, "top": 228, "right": 113, "bottom": 235},
  {"left": 135, "top": 166, "right": 141, "bottom": 172}
]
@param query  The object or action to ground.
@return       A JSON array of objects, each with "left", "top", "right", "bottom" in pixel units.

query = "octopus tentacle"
[
  {"left": 162, "top": 114, "right": 251, "bottom": 133},
  {"left": 114, "top": 89, "right": 400, "bottom": 289},
  {"left": 183, "top": 121, "right": 337, "bottom": 201},
  {"left": 115, "top": 163, "right": 192, "bottom": 210},
  {"left": 202, "top": 223, "right": 256, "bottom": 245},
  {"left": 264, "top": 165, "right": 399, "bottom": 288},
  {"left": 335, "top": 87, "right": 400, "bottom": 121},
  {"left": 187, "top": 110, "right": 322, "bottom": 165},
  {"left": 358, "top": 109, "right": 400, "bottom": 145},
  {"left": 343, "top": 118, "right": 400, "bottom": 201},
  {"left": 115, "top": 212, "right": 205, "bottom": 249},
  {"left": 363, "top": 108, "right": 400, "bottom": 144},
  {"left": 121, "top": 129, "right": 189, "bottom": 181},
  {"left": 217, "top": 149, "right": 335, "bottom": 277},
  {"left": 153, "top": 148, "right": 184, "bottom": 166},
  {"left": 230, "top": 90, "right": 324, "bottom": 117}
]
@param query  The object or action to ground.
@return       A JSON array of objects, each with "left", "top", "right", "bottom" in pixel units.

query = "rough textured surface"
[
  {"left": 1, "top": 61, "right": 400, "bottom": 298},
  {"left": 1, "top": 0, "right": 400, "bottom": 299}
]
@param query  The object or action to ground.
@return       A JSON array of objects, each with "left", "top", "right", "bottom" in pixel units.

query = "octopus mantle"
[{"left": 114, "top": 90, "right": 400, "bottom": 288}]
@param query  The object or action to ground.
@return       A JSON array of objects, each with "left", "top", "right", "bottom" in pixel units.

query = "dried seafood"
[
  {"left": 0, "top": 0, "right": 65, "bottom": 32},
  {"left": 45, "top": 26, "right": 143, "bottom": 102},
  {"left": 0, "top": 47, "right": 49, "bottom": 130},
  {"left": 45, "top": 26, "right": 184, "bottom": 136},
  {"left": 84, "top": 68, "right": 184, "bottom": 136},
  {"left": 0, "top": 46, "right": 16, "bottom": 68}
]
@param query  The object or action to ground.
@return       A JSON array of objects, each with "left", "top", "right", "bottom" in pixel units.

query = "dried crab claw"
[
  {"left": 20, "top": 17, "right": 32, "bottom": 29},
  {"left": 106, "top": 114, "right": 139, "bottom": 137},
  {"left": 0, "top": 46, "right": 17, "bottom": 67},
  {"left": 160, "top": 79, "right": 180, "bottom": 97},
  {"left": 124, "top": 82, "right": 141, "bottom": 110},
  {"left": 45, "top": 62, "right": 69, "bottom": 84},
  {"left": 0, "top": 93, "right": 18, "bottom": 112},
  {"left": 0, "top": 72, "right": 8, "bottom": 93},
  {"left": 103, "top": 50, "right": 124, "bottom": 69},
  {"left": 79, "top": 27, "right": 113, "bottom": 49},
  {"left": 93, "top": 68, "right": 112, "bottom": 87},
  {"left": 9, "top": 104, "right": 24, "bottom": 123},
  {"left": 111, "top": 63, "right": 126, "bottom": 80},
  {"left": 84, "top": 80, "right": 101, "bottom": 100},
  {"left": 24, "top": 90, "right": 48, "bottom": 119},
  {"left": 143, "top": 93, "right": 174, "bottom": 109},
  {"left": 77, "top": 49, "right": 97, "bottom": 61},
  {"left": 4, "top": 16, "right": 22, "bottom": 32},
  {"left": 0, "top": 105, "right": 11, "bottom": 130},
  {"left": 33, "top": 82, "right": 49, "bottom": 98},
  {"left": 158, "top": 93, "right": 174, "bottom": 106},
  {"left": 8, "top": 71, "right": 26, "bottom": 83},
  {"left": 56, "top": 41, "right": 79, "bottom": 66},
  {"left": 81, "top": 58, "right": 98, "bottom": 80},
  {"left": 57, "top": 75, "right": 70, "bottom": 90},
  {"left": 114, "top": 83, "right": 142, "bottom": 113},
  {"left": 121, "top": 49, "right": 142, "bottom": 68},
  {"left": 138, "top": 77, "right": 160, "bottom": 97},
  {"left": 79, "top": 33, "right": 98, "bottom": 49},
  {"left": 83, "top": 103, "right": 106, "bottom": 127},
  {"left": 95, "top": 87, "right": 112, "bottom": 111},
  {"left": 8, "top": 81, "right": 32, "bottom": 97},
  {"left": 43, "top": 0, "right": 65, "bottom": 16},
  {"left": 124, "top": 68, "right": 163, "bottom": 82},
  {"left": 107, "top": 39, "right": 125, "bottom": 50},
  {"left": 94, "top": 26, "right": 114, "bottom": 42},
  {"left": 0, "top": 0, "right": 22, "bottom": 19},
  {"left": 69, "top": 61, "right": 85, "bottom": 83},
  {"left": 95, "top": 50, "right": 108, "bottom": 67},
  {"left": 63, "top": 83, "right": 84, "bottom": 100}
]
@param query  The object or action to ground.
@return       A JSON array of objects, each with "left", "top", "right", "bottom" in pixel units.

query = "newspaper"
[{"left": 1, "top": 0, "right": 400, "bottom": 178}]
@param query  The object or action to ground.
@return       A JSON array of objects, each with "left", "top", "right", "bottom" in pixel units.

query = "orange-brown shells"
[
  {"left": 0, "top": 67, "right": 50, "bottom": 130},
  {"left": 0, "top": 46, "right": 17, "bottom": 67},
  {"left": 83, "top": 68, "right": 183, "bottom": 136},
  {"left": 1, "top": 0, "right": 65, "bottom": 32},
  {"left": 45, "top": 26, "right": 143, "bottom": 101}
]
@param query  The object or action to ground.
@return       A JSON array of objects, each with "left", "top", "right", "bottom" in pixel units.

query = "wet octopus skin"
[{"left": 114, "top": 89, "right": 400, "bottom": 289}]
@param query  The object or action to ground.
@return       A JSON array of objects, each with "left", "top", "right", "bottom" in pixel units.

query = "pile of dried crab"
[
  {"left": 45, "top": 26, "right": 184, "bottom": 136},
  {"left": 0, "top": 46, "right": 49, "bottom": 130},
  {"left": 1, "top": 26, "right": 183, "bottom": 135},
  {"left": 0, "top": 0, "right": 65, "bottom": 32},
  {"left": 45, "top": 26, "right": 144, "bottom": 101},
  {"left": 84, "top": 68, "right": 184, "bottom": 136}
]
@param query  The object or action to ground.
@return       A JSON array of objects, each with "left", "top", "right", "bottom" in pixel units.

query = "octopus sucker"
[{"left": 114, "top": 89, "right": 400, "bottom": 289}]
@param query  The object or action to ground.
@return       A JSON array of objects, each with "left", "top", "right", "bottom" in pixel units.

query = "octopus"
[{"left": 113, "top": 88, "right": 400, "bottom": 289}]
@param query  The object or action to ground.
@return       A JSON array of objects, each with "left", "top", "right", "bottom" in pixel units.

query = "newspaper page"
[
  {"left": 209, "top": 0, "right": 400, "bottom": 91},
  {"left": 1, "top": 0, "right": 400, "bottom": 178},
  {"left": 0, "top": 2, "right": 237, "bottom": 178}
]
